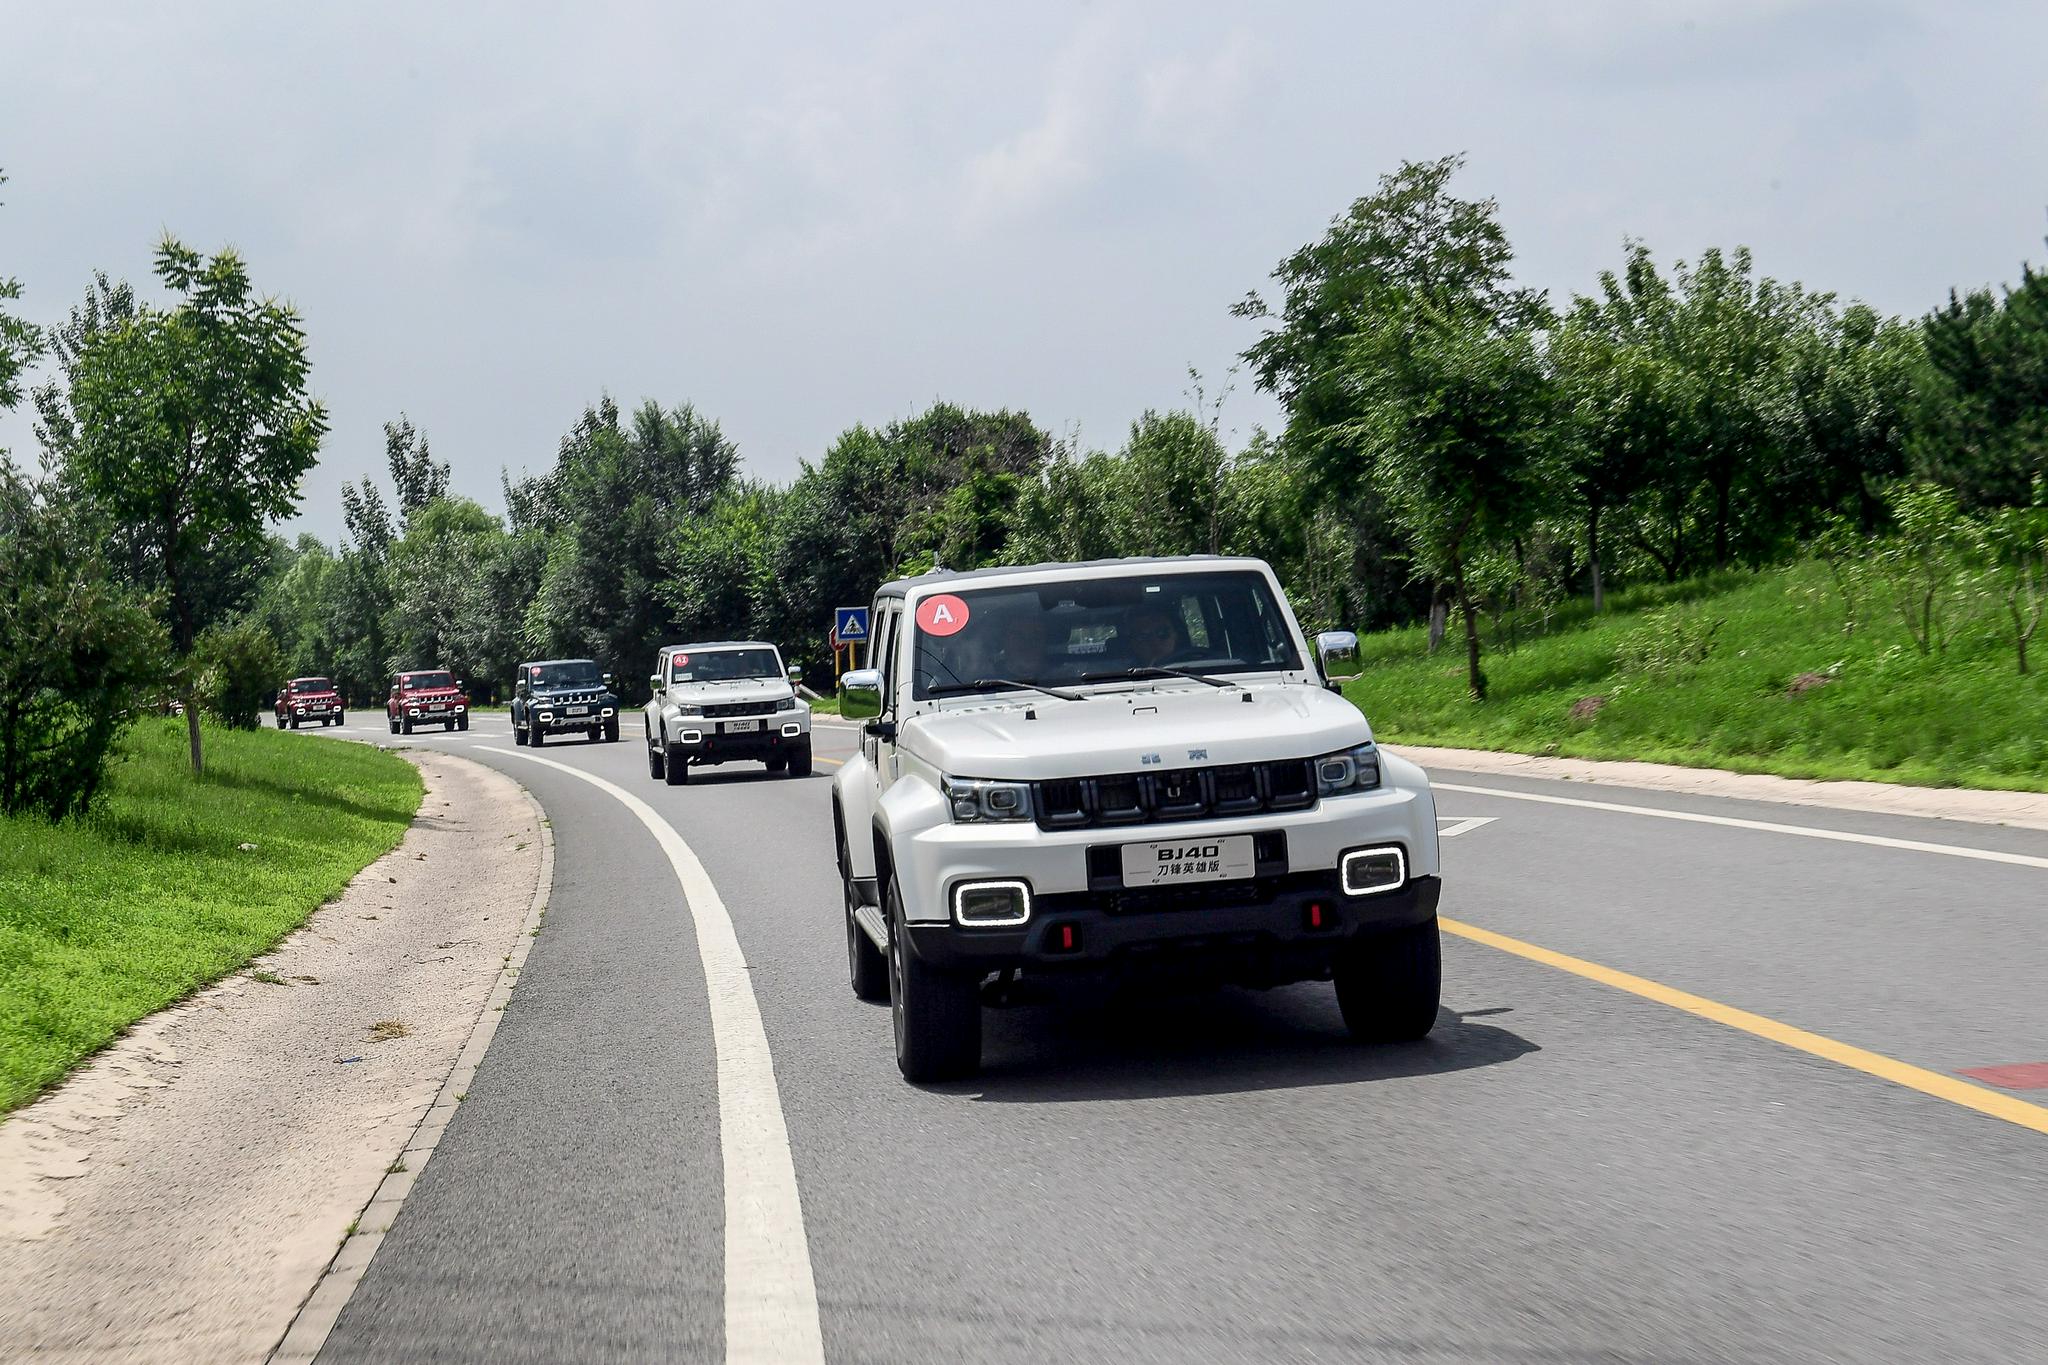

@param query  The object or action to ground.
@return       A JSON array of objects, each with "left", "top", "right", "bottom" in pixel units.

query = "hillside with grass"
[
  {"left": 1342, "top": 559, "right": 2048, "bottom": 792},
  {"left": 0, "top": 722, "right": 421, "bottom": 1113}
]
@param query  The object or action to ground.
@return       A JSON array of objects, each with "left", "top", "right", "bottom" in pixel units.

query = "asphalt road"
[{"left": 303, "top": 711, "right": 2048, "bottom": 1364}]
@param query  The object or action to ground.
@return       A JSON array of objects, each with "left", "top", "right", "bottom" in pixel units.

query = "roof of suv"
[
  {"left": 874, "top": 554, "right": 1264, "bottom": 600},
  {"left": 518, "top": 658, "right": 600, "bottom": 668},
  {"left": 659, "top": 640, "right": 777, "bottom": 653}
]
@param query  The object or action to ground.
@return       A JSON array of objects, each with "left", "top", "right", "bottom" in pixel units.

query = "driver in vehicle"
[{"left": 1122, "top": 604, "right": 1187, "bottom": 668}]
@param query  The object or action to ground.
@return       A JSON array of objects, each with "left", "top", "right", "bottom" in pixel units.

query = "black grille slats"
[
  {"left": 702, "top": 700, "right": 776, "bottom": 719},
  {"left": 1031, "top": 759, "right": 1318, "bottom": 829}
]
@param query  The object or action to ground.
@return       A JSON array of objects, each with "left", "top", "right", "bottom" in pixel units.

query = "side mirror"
[
  {"left": 602, "top": 672, "right": 613, "bottom": 687},
  {"left": 1316, "top": 630, "right": 1362, "bottom": 686},
  {"left": 839, "top": 667, "right": 883, "bottom": 721},
  {"left": 455, "top": 680, "right": 466, "bottom": 693},
  {"left": 787, "top": 664, "right": 804, "bottom": 684}
]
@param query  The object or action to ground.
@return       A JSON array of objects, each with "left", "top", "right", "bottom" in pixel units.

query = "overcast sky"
[{"left": 4, "top": 1, "right": 2045, "bottom": 543}]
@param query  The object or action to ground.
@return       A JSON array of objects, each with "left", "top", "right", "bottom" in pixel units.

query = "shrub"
[
  {"left": 0, "top": 461, "right": 169, "bottom": 819},
  {"left": 1615, "top": 607, "right": 1724, "bottom": 681},
  {"left": 194, "top": 621, "right": 284, "bottom": 730}
]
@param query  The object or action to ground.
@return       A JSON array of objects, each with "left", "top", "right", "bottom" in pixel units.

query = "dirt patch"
[
  {"left": 0, "top": 751, "right": 542, "bottom": 1364},
  {"left": 1786, "top": 671, "right": 1833, "bottom": 697},
  {"left": 1567, "top": 695, "right": 1608, "bottom": 722}
]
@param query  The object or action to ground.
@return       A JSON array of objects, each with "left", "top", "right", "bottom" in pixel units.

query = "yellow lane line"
[
  {"left": 1440, "top": 915, "right": 2048, "bottom": 1137},
  {"left": 814, "top": 755, "right": 844, "bottom": 768}
]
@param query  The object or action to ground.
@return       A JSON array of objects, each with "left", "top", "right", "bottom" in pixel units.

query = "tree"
[
  {"left": 0, "top": 170, "right": 43, "bottom": 416},
  {"left": 1969, "top": 496, "right": 2048, "bottom": 673},
  {"left": 1911, "top": 256, "right": 2048, "bottom": 508},
  {"left": 194, "top": 620, "right": 283, "bottom": 729},
  {"left": 0, "top": 460, "right": 168, "bottom": 819},
  {"left": 48, "top": 238, "right": 326, "bottom": 773},
  {"left": 1332, "top": 294, "right": 1563, "bottom": 699},
  {"left": 1237, "top": 157, "right": 1547, "bottom": 629},
  {"left": 384, "top": 414, "right": 449, "bottom": 527}
]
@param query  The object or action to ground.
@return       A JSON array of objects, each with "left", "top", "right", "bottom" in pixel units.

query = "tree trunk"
[
  {"left": 1427, "top": 584, "right": 1447, "bottom": 655},
  {"left": 1457, "top": 570, "right": 1486, "bottom": 701},
  {"left": 1587, "top": 505, "right": 1605, "bottom": 613},
  {"left": 185, "top": 692, "right": 204, "bottom": 775}
]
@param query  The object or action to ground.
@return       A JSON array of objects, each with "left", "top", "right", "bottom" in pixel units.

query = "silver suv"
[
  {"left": 643, "top": 641, "right": 812, "bottom": 785},
  {"left": 831, "top": 556, "right": 1443, "bottom": 1082}
]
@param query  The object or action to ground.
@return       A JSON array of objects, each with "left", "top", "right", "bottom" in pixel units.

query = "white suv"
[
  {"left": 643, "top": 641, "right": 812, "bottom": 784},
  {"left": 831, "top": 556, "right": 1443, "bottom": 1082}
]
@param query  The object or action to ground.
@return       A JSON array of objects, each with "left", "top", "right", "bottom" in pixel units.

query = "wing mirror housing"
[
  {"left": 602, "top": 672, "right": 613, "bottom": 688},
  {"left": 648, "top": 672, "right": 663, "bottom": 694},
  {"left": 839, "top": 667, "right": 883, "bottom": 721},
  {"left": 787, "top": 664, "right": 805, "bottom": 684},
  {"left": 1316, "top": 630, "right": 1362, "bottom": 690}
]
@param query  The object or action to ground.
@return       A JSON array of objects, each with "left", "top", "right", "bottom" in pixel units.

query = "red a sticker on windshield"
[
  {"left": 916, "top": 594, "right": 970, "bottom": 637},
  {"left": 674, "top": 654, "right": 690, "bottom": 667}
]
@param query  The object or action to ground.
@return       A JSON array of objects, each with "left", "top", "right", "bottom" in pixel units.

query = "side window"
[{"left": 874, "top": 604, "right": 900, "bottom": 706}]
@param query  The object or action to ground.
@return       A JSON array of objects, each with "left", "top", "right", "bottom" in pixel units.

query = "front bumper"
[
  {"left": 529, "top": 701, "right": 615, "bottom": 731},
  {"left": 668, "top": 718, "right": 811, "bottom": 764},
  {"left": 906, "top": 872, "right": 1439, "bottom": 984}
]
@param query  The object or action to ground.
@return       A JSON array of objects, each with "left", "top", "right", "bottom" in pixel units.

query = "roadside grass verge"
[
  {"left": 1344, "top": 560, "right": 2048, "bottom": 792},
  {"left": 0, "top": 719, "right": 421, "bottom": 1112}
]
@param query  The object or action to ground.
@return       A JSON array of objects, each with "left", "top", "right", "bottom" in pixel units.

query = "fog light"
[
  {"left": 1340, "top": 845, "right": 1406, "bottom": 897},
  {"left": 602, "top": 707, "right": 615, "bottom": 717},
  {"left": 951, "top": 879, "right": 1031, "bottom": 927},
  {"left": 539, "top": 712, "right": 553, "bottom": 724},
  {"left": 780, "top": 722, "right": 801, "bottom": 737},
  {"left": 680, "top": 729, "right": 702, "bottom": 744}
]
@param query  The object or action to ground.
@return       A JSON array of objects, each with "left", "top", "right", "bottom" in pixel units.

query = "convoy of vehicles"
[
  {"left": 829, "top": 556, "right": 1442, "bottom": 1082},
  {"left": 274, "top": 676, "right": 344, "bottom": 728},
  {"left": 643, "top": 641, "right": 811, "bottom": 784},
  {"left": 386, "top": 669, "right": 469, "bottom": 734},
  {"left": 512, "top": 658, "right": 621, "bottom": 746},
  {"left": 274, "top": 555, "right": 1440, "bottom": 1087}
]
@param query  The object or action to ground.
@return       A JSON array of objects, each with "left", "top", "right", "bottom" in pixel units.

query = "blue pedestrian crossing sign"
[{"left": 834, "top": 606, "right": 870, "bottom": 643}]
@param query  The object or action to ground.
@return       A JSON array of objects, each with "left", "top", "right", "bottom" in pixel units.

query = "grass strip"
[
  {"left": 0, "top": 719, "right": 421, "bottom": 1112},
  {"left": 1343, "top": 560, "right": 2048, "bottom": 792}
]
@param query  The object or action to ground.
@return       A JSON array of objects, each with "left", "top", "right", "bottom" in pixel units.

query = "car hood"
[
  {"left": 669, "top": 681, "right": 793, "bottom": 706},
  {"left": 532, "top": 684, "right": 612, "bottom": 699},
  {"left": 403, "top": 687, "right": 465, "bottom": 701},
  {"left": 289, "top": 691, "right": 339, "bottom": 702},
  {"left": 899, "top": 683, "right": 1370, "bottom": 779}
]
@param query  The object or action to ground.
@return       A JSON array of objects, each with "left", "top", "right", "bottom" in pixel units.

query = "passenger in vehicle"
[{"left": 1122, "top": 605, "right": 1187, "bottom": 668}]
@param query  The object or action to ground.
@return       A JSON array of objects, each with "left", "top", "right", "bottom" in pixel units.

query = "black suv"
[{"left": 512, "top": 659, "right": 621, "bottom": 746}]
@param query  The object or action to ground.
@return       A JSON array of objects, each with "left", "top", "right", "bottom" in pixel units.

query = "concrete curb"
[
  {"left": 266, "top": 765, "right": 556, "bottom": 1363},
  {"left": 1392, "top": 743, "right": 2048, "bottom": 832}
]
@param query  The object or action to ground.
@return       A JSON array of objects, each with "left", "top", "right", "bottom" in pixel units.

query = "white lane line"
[
  {"left": 492, "top": 748, "right": 824, "bottom": 1365},
  {"left": 1436, "top": 816, "right": 1496, "bottom": 839},
  {"left": 1434, "top": 782, "right": 2048, "bottom": 870}
]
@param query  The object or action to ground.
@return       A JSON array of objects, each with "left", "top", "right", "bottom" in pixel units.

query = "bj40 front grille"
[
  {"left": 702, "top": 700, "right": 776, "bottom": 719},
  {"left": 1031, "top": 760, "right": 1316, "bottom": 830}
]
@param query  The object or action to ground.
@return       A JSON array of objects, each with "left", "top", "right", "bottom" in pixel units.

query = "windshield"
[
  {"left": 289, "top": 678, "right": 333, "bottom": 694},
  {"left": 908, "top": 569, "right": 1302, "bottom": 701},
  {"left": 528, "top": 661, "right": 601, "bottom": 689},
  {"left": 402, "top": 671, "right": 455, "bottom": 690},
  {"left": 671, "top": 647, "right": 782, "bottom": 683}
]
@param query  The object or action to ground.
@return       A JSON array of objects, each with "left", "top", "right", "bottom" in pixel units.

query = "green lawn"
[
  {"left": 1343, "top": 560, "right": 2048, "bottom": 792},
  {"left": 0, "top": 719, "right": 421, "bottom": 1112}
]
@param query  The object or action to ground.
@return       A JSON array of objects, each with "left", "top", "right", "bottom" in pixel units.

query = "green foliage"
[
  {"left": 41, "top": 238, "right": 326, "bottom": 774},
  {"left": 193, "top": 620, "right": 283, "bottom": 730},
  {"left": 0, "top": 719, "right": 420, "bottom": 1111},
  {"left": 0, "top": 462, "right": 170, "bottom": 820},
  {"left": 384, "top": 414, "right": 449, "bottom": 528},
  {"left": 1964, "top": 496, "right": 2048, "bottom": 673},
  {"left": 1877, "top": 480, "right": 1976, "bottom": 654},
  {"left": 0, "top": 170, "right": 44, "bottom": 419},
  {"left": 1911, "top": 259, "right": 2048, "bottom": 507}
]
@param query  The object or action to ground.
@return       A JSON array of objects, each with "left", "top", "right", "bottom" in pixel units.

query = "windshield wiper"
[
  {"left": 927, "top": 677, "right": 1084, "bottom": 702},
  {"left": 1080, "top": 665, "right": 1237, "bottom": 689}
]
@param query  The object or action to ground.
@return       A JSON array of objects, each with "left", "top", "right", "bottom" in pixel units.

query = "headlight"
[
  {"left": 675, "top": 703, "right": 702, "bottom": 717},
  {"left": 1314, "top": 742, "right": 1382, "bottom": 797},
  {"left": 943, "top": 776, "right": 1034, "bottom": 823},
  {"left": 774, "top": 697, "right": 796, "bottom": 712}
]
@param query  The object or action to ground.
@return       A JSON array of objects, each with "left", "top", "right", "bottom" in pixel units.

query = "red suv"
[
  {"left": 386, "top": 670, "right": 469, "bottom": 734},
  {"left": 276, "top": 676, "right": 344, "bottom": 729}
]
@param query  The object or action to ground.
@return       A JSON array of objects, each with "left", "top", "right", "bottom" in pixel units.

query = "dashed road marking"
[
  {"left": 492, "top": 748, "right": 824, "bottom": 1364},
  {"left": 1436, "top": 816, "right": 1496, "bottom": 839},
  {"left": 1442, "top": 916, "right": 2048, "bottom": 1138},
  {"left": 1434, "top": 782, "right": 2048, "bottom": 870}
]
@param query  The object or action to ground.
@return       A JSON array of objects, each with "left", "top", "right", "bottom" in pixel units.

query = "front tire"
[
  {"left": 647, "top": 728, "right": 666, "bottom": 780},
  {"left": 531, "top": 724, "right": 544, "bottom": 747},
  {"left": 664, "top": 739, "right": 689, "bottom": 785},
  {"left": 1334, "top": 919, "right": 1442, "bottom": 1042},
  {"left": 388, "top": 717, "right": 399, "bottom": 735},
  {"left": 400, "top": 718, "right": 413, "bottom": 736},
  {"left": 457, "top": 714, "right": 468, "bottom": 732},
  {"left": 786, "top": 739, "right": 813, "bottom": 778},
  {"left": 604, "top": 718, "right": 620, "bottom": 743},
  {"left": 845, "top": 840, "right": 888, "bottom": 1003},
  {"left": 888, "top": 877, "right": 980, "bottom": 1082}
]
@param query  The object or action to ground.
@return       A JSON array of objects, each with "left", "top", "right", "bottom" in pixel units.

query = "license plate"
[
  {"left": 724, "top": 718, "right": 762, "bottom": 733},
  {"left": 1120, "top": 834, "right": 1256, "bottom": 886},
  {"left": 566, "top": 705, "right": 589, "bottom": 716},
  {"left": 426, "top": 703, "right": 445, "bottom": 712}
]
